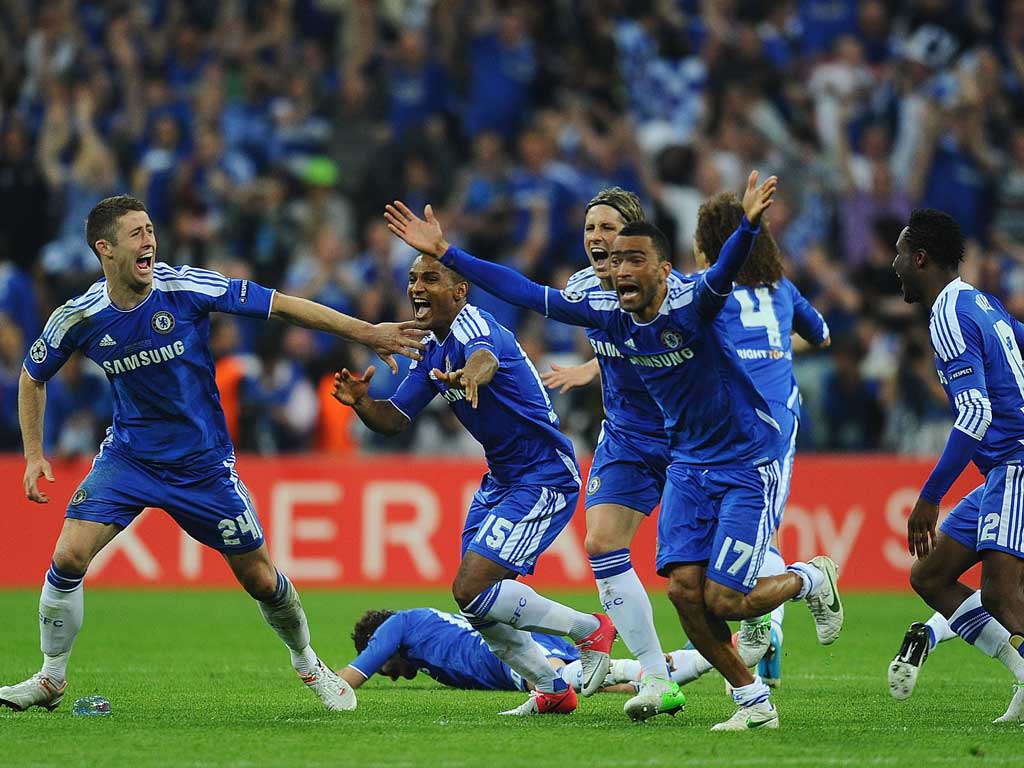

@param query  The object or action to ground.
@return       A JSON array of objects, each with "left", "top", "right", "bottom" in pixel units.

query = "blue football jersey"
[
  {"left": 546, "top": 273, "right": 780, "bottom": 467},
  {"left": 24, "top": 263, "right": 274, "bottom": 465},
  {"left": 349, "top": 608, "right": 578, "bottom": 690},
  {"left": 389, "top": 304, "right": 581, "bottom": 488},
  {"left": 721, "top": 278, "right": 828, "bottom": 418},
  {"left": 929, "top": 278, "right": 1024, "bottom": 472},
  {"left": 564, "top": 267, "right": 666, "bottom": 440}
]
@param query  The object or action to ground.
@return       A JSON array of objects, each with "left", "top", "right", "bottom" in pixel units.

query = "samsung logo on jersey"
[
  {"left": 102, "top": 340, "right": 186, "bottom": 375},
  {"left": 589, "top": 339, "right": 623, "bottom": 358},
  {"left": 627, "top": 348, "right": 694, "bottom": 368},
  {"left": 735, "top": 348, "right": 791, "bottom": 361},
  {"left": 440, "top": 388, "right": 466, "bottom": 403}
]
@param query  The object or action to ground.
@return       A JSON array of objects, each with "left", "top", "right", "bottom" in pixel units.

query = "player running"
[
  {"left": 536, "top": 187, "right": 685, "bottom": 720},
  {"left": 329, "top": 254, "right": 613, "bottom": 716},
  {"left": 889, "top": 208, "right": 1024, "bottom": 722},
  {"left": 0, "top": 195, "right": 426, "bottom": 713},
  {"left": 384, "top": 171, "right": 844, "bottom": 731},
  {"left": 546, "top": 192, "right": 831, "bottom": 688}
]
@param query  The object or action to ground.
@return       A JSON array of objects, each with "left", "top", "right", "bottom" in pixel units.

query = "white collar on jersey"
[{"left": 930, "top": 276, "right": 967, "bottom": 316}]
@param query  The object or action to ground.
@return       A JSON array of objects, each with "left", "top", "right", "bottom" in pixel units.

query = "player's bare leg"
[
  {"left": 665, "top": 564, "right": 778, "bottom": 730},
  {"left": 225, "top": 545, "right": 354, "bottom": 712},
  {"left": 978, "top": 551, "right": 1024, "bottom": 722},
  {"left": 1, "top": 519, "right": 118, "bottom": 712}
]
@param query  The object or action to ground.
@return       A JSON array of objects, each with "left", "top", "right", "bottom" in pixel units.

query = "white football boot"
[
  {"left": 804, "top": 555, "right": 843, "bottom": 645},
  {"left": 737, "top": 614, "right": 772, "bottom": 667},
  {"left": 300, "top": 660, "right": 356, "bottom": 711},
  {"left": 0, "top": 674, "right": 67, "bottom": 712},
  {"left": 711, "top": 700, "right": 779, "bottom": 731}
]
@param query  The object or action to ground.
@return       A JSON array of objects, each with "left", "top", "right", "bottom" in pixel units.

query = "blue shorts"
[
  {"left": 462, "top": 475, "right": 579, "bottom": 575},
  {"left": 656, "top": 460, "right": 784, "bottom": 593},
  {"left": 940, "top": 464, "right": 1024, "bottom": 557},
  {"left": 67, "top": 441, "right": 265, "bottom": 554},
  {"left": 585, "top": 420, "right": 670, "bottom": 514}
]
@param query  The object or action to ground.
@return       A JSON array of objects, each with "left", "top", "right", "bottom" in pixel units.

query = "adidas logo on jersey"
[{"left": 99, "top": 334, "right": 117, "bottom": 347}]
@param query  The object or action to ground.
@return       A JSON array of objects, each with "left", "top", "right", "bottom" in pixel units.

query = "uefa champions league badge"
[
  {"left": 151, "top": 311, "right": 175, "bottom": 334},
  {"left": 30, "top": 338, "right": 47, "bottom": 363},
  {"left": 660, "top": 328, "right": 682, "bottom": 349}
]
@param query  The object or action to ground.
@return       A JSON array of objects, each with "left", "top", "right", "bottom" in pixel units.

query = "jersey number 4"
[{"left": 735, "top": 287, "right": 782, "bottom": 348}]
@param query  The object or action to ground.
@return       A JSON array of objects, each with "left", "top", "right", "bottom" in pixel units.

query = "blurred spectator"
[
  {"left": 0, "top": 315, "right": 24, "bottom": 450},
  {"left": 822, "top": 339, "right": 887, "bottom": 451}
]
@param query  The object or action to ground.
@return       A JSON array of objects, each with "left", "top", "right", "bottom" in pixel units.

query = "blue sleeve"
[
  {"left": 789, "top": 281, "right": 829, "bottom": 344},
  {"left": 922, "top": 309, "right": 989, "bottom": 503},
  {"left": 348, "top": 614, "right": 407, "bottom": 680},
  {"left": 1013, "top": 317, "right": 1024, "bottom": 354},
  {"left": 698, "top": 217, "right": 760, "bottom": 319},
  {"left": 164, "top": 265, "right": 275, "bottom": 319},
  {"left": 441, "top": 246, "right": 610, "bottom": 329},
  {"left": 23, "top": 306, "right": 78, "bottom": 382},
  {"left": 388, "top": 359, "right": 436, "bottom": 422}
]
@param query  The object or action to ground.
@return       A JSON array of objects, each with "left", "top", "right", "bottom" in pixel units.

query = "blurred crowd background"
[{"left": 2, "top": 0, "right": 1024, "bottom": 459}]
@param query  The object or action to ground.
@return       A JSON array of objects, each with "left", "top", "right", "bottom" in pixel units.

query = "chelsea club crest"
[
  {"left": 152, "top": 311, "right": 175, "bottom": 334},
  {"left": 660, "top": 328, "right": 682, "bottom": 349}
]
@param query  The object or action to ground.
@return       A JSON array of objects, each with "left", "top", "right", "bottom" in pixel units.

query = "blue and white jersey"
[
  {"left": 389, "top": 304, "right": 580, "bottom": 489},
  {"left": 929, "top": 278, "right": 1024, "bottom": 473},
  {"left": 720, "top": 277, "right": 829, "bottom": 419},
  {"left": 550, "top": 273, "right": 779, "bottom": 468},
  {"left": 565, "top": 266, "right": 666, "bottom": 440},
  {"left": 349, "top": 608, "right": 578, "bottom": 691},
  {"left": 24, "top": 263, "right": 275, "bottom": 466}
]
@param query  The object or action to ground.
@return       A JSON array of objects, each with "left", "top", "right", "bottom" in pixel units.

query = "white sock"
[
  {"left": 668, "top": 649, "right": 713, "bottom": 685},
  {"left": 949, "top": 591, "right": 1010, "bottom": 657},
  {"left": 925, "top": 611, "right": 956, "bottom": 649},
  {"left": 590, "top": 551, "right": 668, "bottom": 678},
  {"left": 996, "top": 641, "right": 1024, "bottom": 681},
  {"left": 257, "top": 570, "right": 317, "bottom": 674},
  {"left": 758, "top": 547, "right": 786, "bottom": 577},
  {"left": 559, "top": 659, "right": 583, "bottom": 690},
  {"left": 469, "top": 579, "right": 599, "bottom": 641},
  {"left": 731, "top": 675, "right": 771, "bottom": 707},
  {"left": 786, "top": 561, "right": 823, "bottom": 600},
  {"left": 39, "top": 563, "right": 85, "bottom": 683},
  {"left": 771, "top": 607, "right": 785, "bottom": 648},
  {"left": 472, "top": 620, "right": 564, "bottom": 693},
  {"left": 614, "top": 658, "right": 643, "bottom": 683}
]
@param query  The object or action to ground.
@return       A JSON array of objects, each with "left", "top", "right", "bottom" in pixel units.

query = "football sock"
[
  {"left": 949, "top": 590, "right": 1010, "bottom": 658},
  {"left": 667, "top": 649, "right": 713, "bottom": 685},
  {"left": 758, "top": 548, "right": 786, "bottom": 644},
  {"left": 467, "top": 619, "right": 566, "bottom": 693},
  {"left": 590, "top": 550, "right": 668, "bottom": 678},
  {"left": 996, "top": 637, "right": 1024, "bottom": 681},
  {"left": 786, "top": 561, "right": 823, "bottom": 600},
  {"left": 257, "top": 570, "right": 317, "bottom": 675},
  {"left": 925, "top": 611, "right": 956, "bottom": 650},
  {"left": 613, "top": 658, "right": 643, "bottom": 682},
  {"left": 465, "top": 580, "right": 599, "bottom": 641},
  {"left": 38, "top": 562, "right": 85, "bottom": 683},
  {"left": 559, "top": 660, "right": 583, "bottom": 690},
  {"left": 731, "top": 675, "right": 771, "bottom": 707}
]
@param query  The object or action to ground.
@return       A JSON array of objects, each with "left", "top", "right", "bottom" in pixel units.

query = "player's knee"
[
  {"left": 908, "top": 559, "right": 941, "bottom": 601},
  {"left": 238, "top": 565, "right": 279, "bottom": 600},
  {"left": 584, "top": 530, "right": 628, "bottom": 557},
  {"left": 666, "top": 571, "right": 702, "bottom": 614},
  {"left": 51, "top": 546, "right": 91, "bottom": 576},
  {"left": 451, "top": 578, "right": 480, "bottom": 610},
  {"left": 980, "top": 585, "right": 1017, "bottom": 623}
]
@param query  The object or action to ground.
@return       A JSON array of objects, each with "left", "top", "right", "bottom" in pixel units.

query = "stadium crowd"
[{"left": 2, "top": 0, "right": 1024, "bottom": 458}]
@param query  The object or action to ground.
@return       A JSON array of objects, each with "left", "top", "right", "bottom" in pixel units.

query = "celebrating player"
[
  {"left": 889, "top": 208, "right": 1024, "bottom": 722},
  {"left": 384, "top": 171, "right": 844, "bottom": 731},
  {"left": 533, "top": 187, "right": 685, "bottom": 720},
  {"left": 329, "top": 254, "right": 613, "bottom": 716},
  {"left": 0, "top": 195, "right": 426, "bottom": 714}
]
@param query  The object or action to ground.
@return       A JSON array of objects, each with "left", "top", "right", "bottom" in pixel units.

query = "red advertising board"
[{"left": 0, "top": 454, "right": 983, "bottom": 590}]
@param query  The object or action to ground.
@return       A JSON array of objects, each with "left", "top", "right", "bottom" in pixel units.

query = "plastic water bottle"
[{"left": 72, "top": 696, "right": 112, "bottom": 716}]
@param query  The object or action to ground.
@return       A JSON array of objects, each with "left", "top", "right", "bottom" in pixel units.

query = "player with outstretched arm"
[
  {"left": 384, "top": 172, "right": 844, "bottom": 731},
  {"left": 329, "top": 253, "right": 614, "bottom": 716},
  {"left": 0, "top": 195, "right": 426, "bottom": 714}
]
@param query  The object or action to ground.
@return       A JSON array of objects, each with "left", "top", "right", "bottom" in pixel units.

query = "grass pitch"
[{"left": 0, "top": 588, "right": 1020, "bottom": 767}]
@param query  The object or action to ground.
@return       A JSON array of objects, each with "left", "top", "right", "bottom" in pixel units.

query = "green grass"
[{"left": 0, "top": 589, "right": 1020, "bottom": 767}]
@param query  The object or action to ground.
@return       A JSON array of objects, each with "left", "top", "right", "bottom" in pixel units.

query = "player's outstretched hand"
[
  {"left": 24, "top": 456, "right": 55, "bottom": 504},
  {"left": 741, "top": 170, "right": 778, "bottom": 227},
  {"left": 332, "top": 366, "right": 375, "bottom": 406},
  {"left": 907, "top": 496, "right": 939, "bottom": 559},
  {"left": 540, "top": 361, "right": 599, "bottom": 394},
  {"left": 384, "top": 201, "right": 449, "bottom": 259},
  {"left": 367, "top": 320, "right": 428, "bottom": 374},
  {"left": 432, "top": 367, "right": 483, "bottom": 409}
]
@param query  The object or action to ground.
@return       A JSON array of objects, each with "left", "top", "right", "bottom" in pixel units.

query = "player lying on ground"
[
  {"left": 890, "top": 208, "right": 1024, "bottom": 722},
  {"left": 330, "top": 253, "right": 614, "bottom": 716},
  {"left": 545, "top": 192, "right": 831, "bottom": 689},
  {"left": 384, "top": 171, "right": 844, "bottom": 731},
  {"left": 0, "top": 195, "right": 426, "bottom": 714},
  {"left": 338, "top": 608, "right": 640, "bottom": 694}
]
